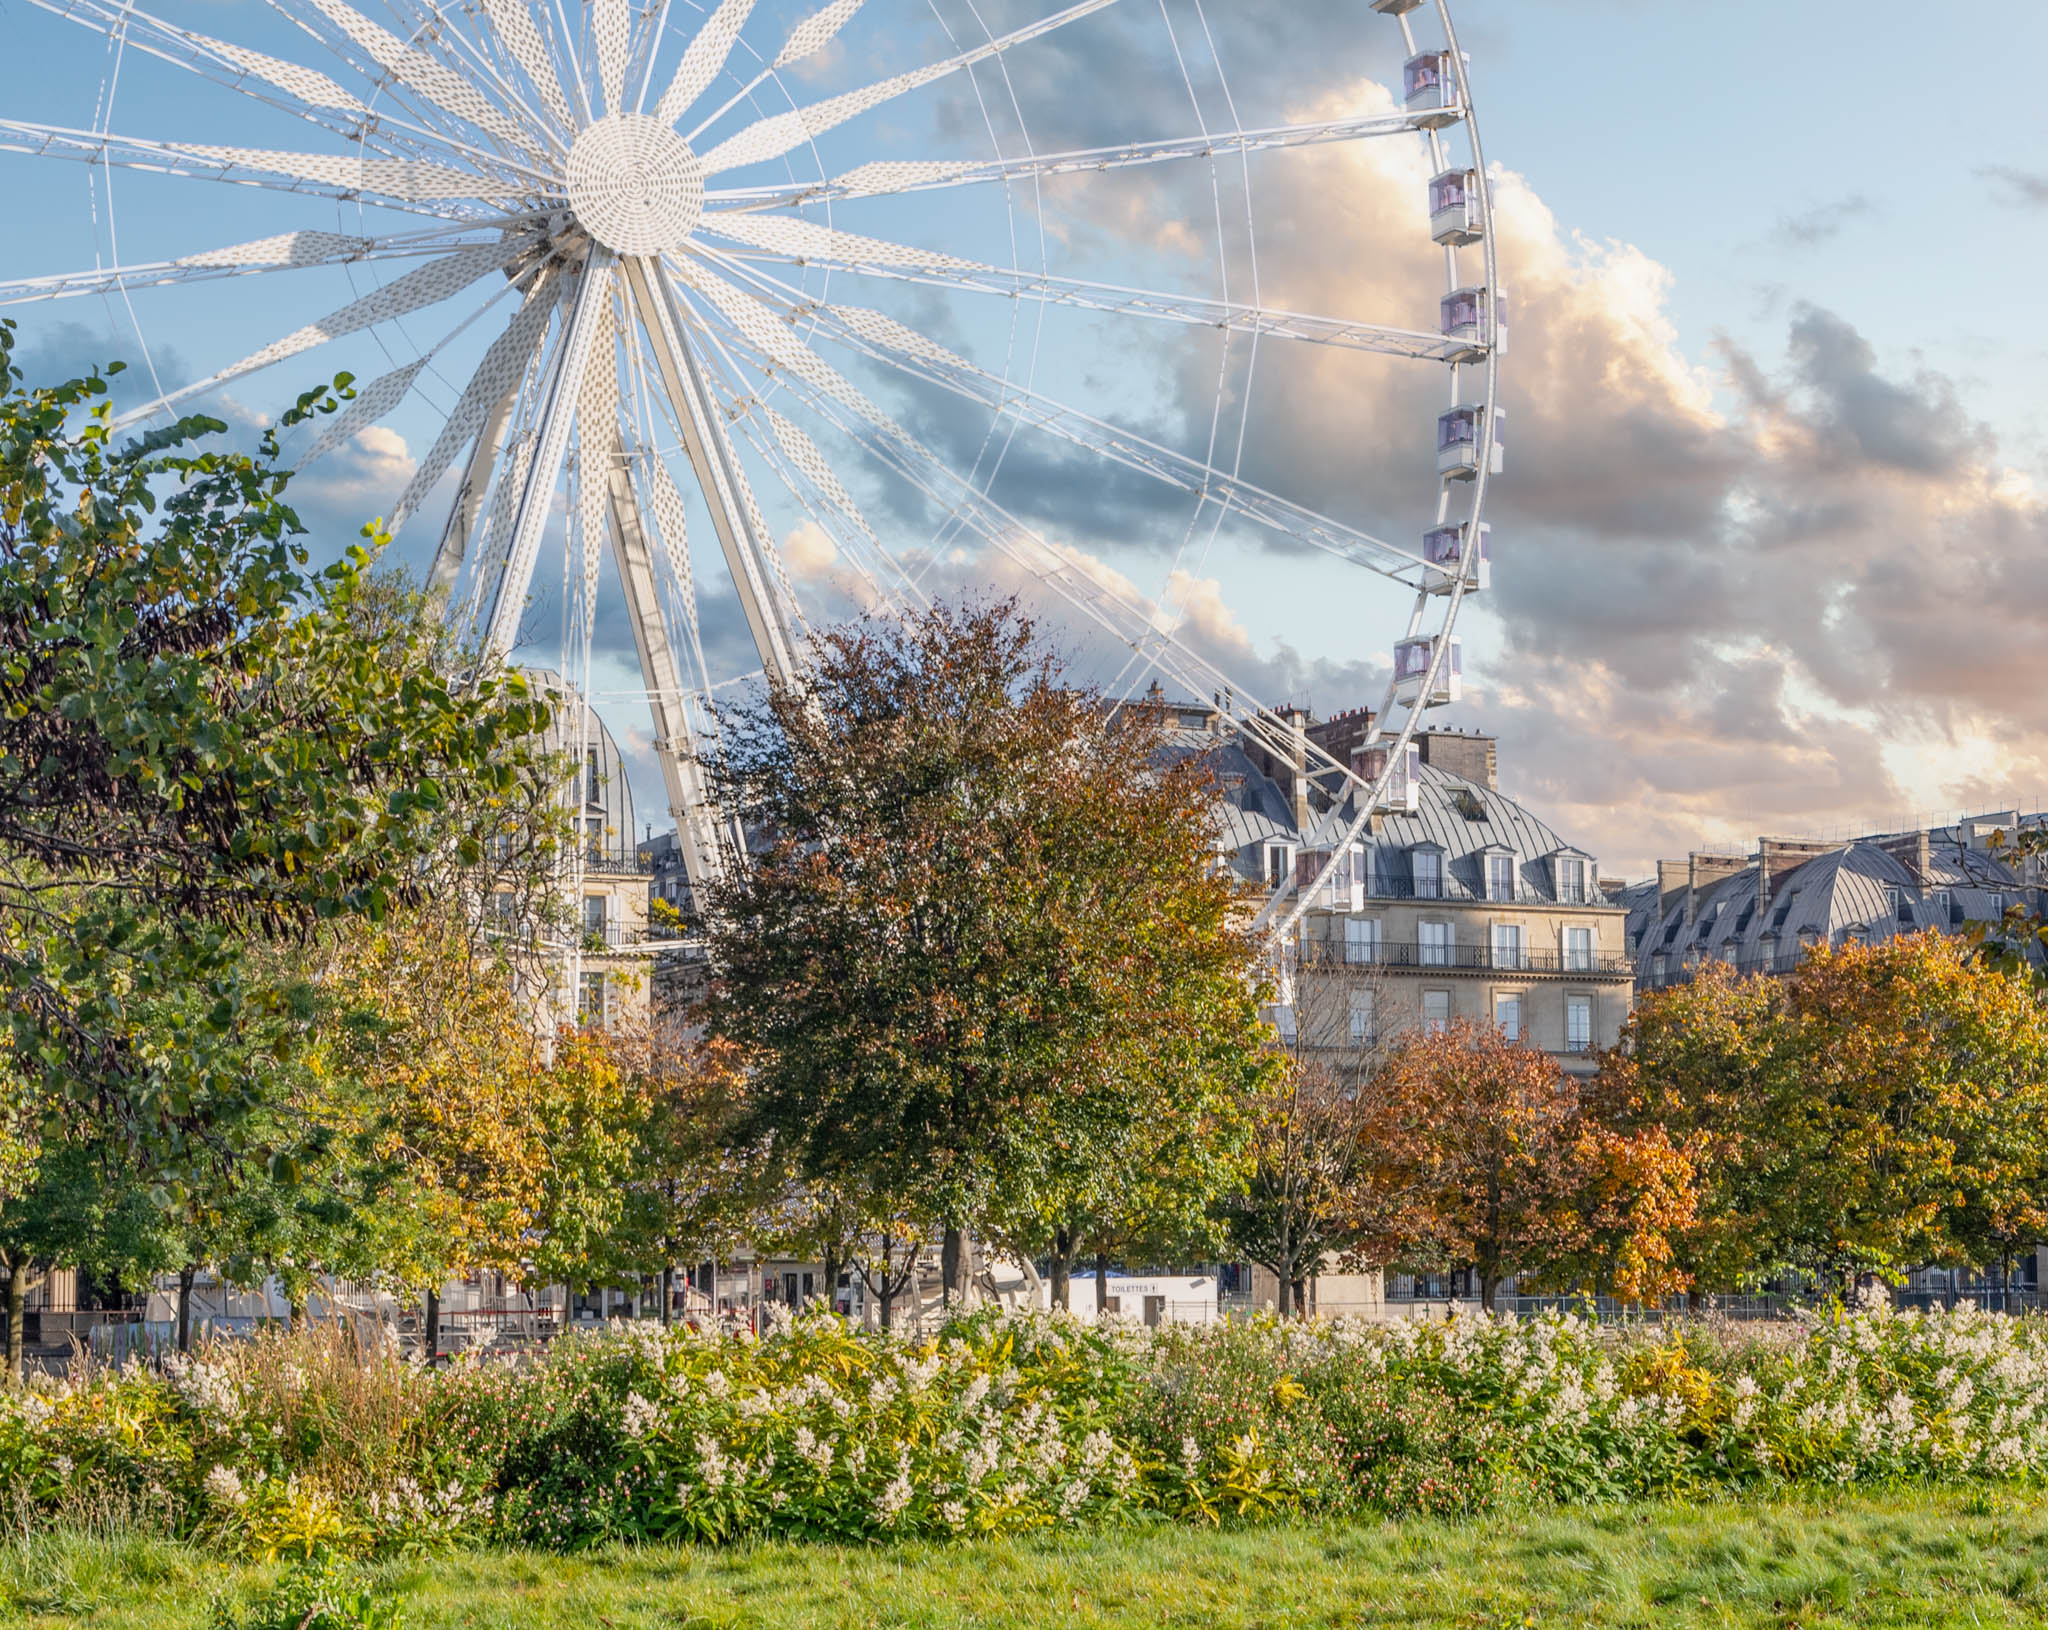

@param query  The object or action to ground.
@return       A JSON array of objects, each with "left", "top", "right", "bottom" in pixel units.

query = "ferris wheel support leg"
[
  {"left": 619, "top": 252, "right": 799, "bottom": 687},
  {"left": 428, "top": 379, "right": 521, "bottom": 600},
  {"left": 483, "top": 249, "right": 619, "bottom": 657},
  {"left": 601, "top": 450, "right": 734, "bottom": 898}
]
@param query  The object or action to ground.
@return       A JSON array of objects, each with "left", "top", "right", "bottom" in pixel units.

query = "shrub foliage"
[{"left": 6, "top": 1303, "right": 2048, "bottom": 1555}]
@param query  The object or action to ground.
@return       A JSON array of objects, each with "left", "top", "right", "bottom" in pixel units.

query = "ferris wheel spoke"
[
  {"left": 0, "top": 228, "right": 484, "bottom": 307},
  {"left": 479, "top": 0, "right": 578, "bottom": 137},
  {"left": 708, "top": 253, "right": 1429, "bottom": 585},
  {"left": 0, "top": 121, "right": 529, "bottom": 212},
  {"left": 697, "top": 211, "right": 984, "bottom": 273},
  {"left": 110, "top": 236, "right": 539, "bottom": 434},
  {"left": 292, "top": 0, "right": 551, "bottom": 160},
  {"left": 696, "top": 0, "right": 1121, "bottom": 176},
  {"left": 710, "top": 244, "right": 1467, "bottom": 362},
  {"left": 713, "top": 107, "right": 1438, "bottom": 207},
  {"left": 776, "top": 0, "right": 863, "bottom": 68},
  {"left": 397, "top": 265, "right": 563, "bottom": 530},
  {"left": 297, "top": 356, "right": 432, "bottom": 468},
  {"left": 653, "top": 0, "right": 757, "bottom": 130}
]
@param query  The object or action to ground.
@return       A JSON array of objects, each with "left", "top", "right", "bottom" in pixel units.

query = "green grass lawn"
[{"left": 6, "top": 1490, "right": 2048, "bottom": 1629}]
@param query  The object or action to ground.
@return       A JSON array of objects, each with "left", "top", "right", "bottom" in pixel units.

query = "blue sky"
[{"left": 4, "top": 0, "right": 2045, "bottom": 875}]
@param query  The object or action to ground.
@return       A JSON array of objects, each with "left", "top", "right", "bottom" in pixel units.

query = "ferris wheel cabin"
[
  {"left": 1438, "top": 404, "right": 1503, "bottom": 480},
  {"left": 1353, "top": 739, "right": 1422, "bottom": 815},
  {"left": 1370, "top": 0, "right": 1423, "bottom": 13},
  {"left": 1424, "top": 522, "right": 1490, "bottom": 592},
  {"left": 1441, "top": 286, "right": 1503, "bottom": 363},
  {"left": 1393, "top": 635, "right": 1462, "bottom": 707},
  {"left": 1429, "top": 169, "right": 1484, "bottom": 246},
  {"left": 1403, "top": 52, "right": 1462, "bottom": 128}
]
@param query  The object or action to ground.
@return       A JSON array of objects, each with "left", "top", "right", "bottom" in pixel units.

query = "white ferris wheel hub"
[{"left": 566, "top": 114, "right": 705, "bottom": 257}]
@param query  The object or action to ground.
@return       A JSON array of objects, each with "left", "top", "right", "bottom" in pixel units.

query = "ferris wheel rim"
[{"left": 10, "top": 0, "right": 1502, "bottom": 955}]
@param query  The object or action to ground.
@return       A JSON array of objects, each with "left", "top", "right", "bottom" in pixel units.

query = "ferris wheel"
[{"left": 1, "top": 0, "right": 1500, "bottom": 941}]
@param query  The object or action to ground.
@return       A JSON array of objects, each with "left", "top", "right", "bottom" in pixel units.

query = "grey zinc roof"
[
  {"left": 1632, "top": 831, "right": 2036, "bottom": 981},
  {"left": 1207, "top": 744, "right": 1593, "bottom": 901},
  {"left": 522, "top": 667, "right": 638, "bottom": 847}
]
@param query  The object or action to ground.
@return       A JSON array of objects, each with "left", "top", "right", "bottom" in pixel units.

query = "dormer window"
[
  {"left": 1486, "top": 852, "right": 1516, "bottom": 903},
  {"left": 1412, "top": 846, "right": 1444, "bottom": 899},
  {"left": 1554, "top": 855, "right": 1589, "bottom": 904},
  {"left": 1265, "top": 844, "right": 1293, "bottom": 890}
]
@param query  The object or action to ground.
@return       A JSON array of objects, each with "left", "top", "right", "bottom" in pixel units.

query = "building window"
[
  {"left": 1486, "top": 853, "right": 1515, "bottom": 902},
  {"left": 1349, "top": 989, "right": 1376, "bottom": 1046},
  {"left": 1266, "top": 844, "right": 1292, "bottom": 889},
  {"left": 1555, "top": 856, "right": 1587, "bottom": 904},
  {"left": 578, "top": 970, "right": 606, "bottom": 1027},
  {"left": 1566, "top": 996, "right": 1593, "bottom": 1053},
  {"left": 1419, "top": 920, "right": 1453, "bottom": 967},
  {"left": 583, "top": 894, "right": 607, "bottom": 940},
  {"left": 1563, "top": 925, "right": 1593, "bottom": 972},
  {"left": 1344, "top": 916, "right": 1382, "bottom": 965},
  {"left": 1412, "top": 847, "right": 1443, "bottom": 899},
  {"left": 1490, "top": 922, "right": 1525, "bottom": 969},
  {"left": 1493, "top": 993, "right": 1522, "bottom": 1041},
  {"left": 585, "top": 748, "right": 602, "bottom": 805},
  {"left": 1650, "top": 952, "right": 1667, "bottom": 983},
  {"left": 1422, "top": 989, "right": 1450, "bottom": 1035},
  {"left": 1887, "top": 885, "right": 1911, "bottom": 924}
]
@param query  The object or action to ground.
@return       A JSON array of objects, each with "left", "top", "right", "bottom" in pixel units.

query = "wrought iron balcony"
[{"left": 1298, "top": 940, "right": 1632, "bottom": 979}]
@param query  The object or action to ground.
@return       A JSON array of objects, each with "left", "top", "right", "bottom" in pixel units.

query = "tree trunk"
[
  {"left": 660, "top": 1264, "right": 675, "bottom": 1328},
  {"left": 1293, "top": 1276, "right": 1309, "bottom": 1318},
  {"left": 1094, "top": 1252, "right": 1109, "bottom": 1315},
  {"left": 1051, "top": 1228, "right": 1072, "bottom": 1312},
  {"left": 1479, "top": 1272, "right": 1498, "bottom": 1314},
  {"left": 3, "top": 1257, "right": 30, "bottom": 1387},
  {"left": 176, "top": 1265, "right": 197, "bottom": 1354},
  {"left": 878, "top": 1239, "right": 895, "bottom": 1331},
  {"left": 423, "top": 1287, "right": 440, "bottom": 1365},
  {"left": 941, "top": 1227, "right": 961, "bottom": 1307},
  {"left": 1275, "top": 1223, "right": 1293, "bottom": 1318},
  {"left": 821, "top": 1249, "right": 840, "bottom": 1314}
]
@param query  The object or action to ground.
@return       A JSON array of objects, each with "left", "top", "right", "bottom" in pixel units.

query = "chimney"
[
  {"left": 1656, "top": 858, "right": 1689, "bottom": 923},
  {"left": 1875, "top": 828, "right": 1932, "bottom": 884},
  {"left": 1279, "top": 705, "right": 1312, "bottom": 832},
  {"left": 1414, "top": 727, "right": 1497, "bottom": 789},
  {"left": 1756, "top": 837, "right": 1835, "bottom": 918}
]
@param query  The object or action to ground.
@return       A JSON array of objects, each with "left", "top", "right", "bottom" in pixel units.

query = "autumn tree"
[
  {"left": 1587, "top": 961, "right": 1798, "bottom": 1294},
  {"left": 1786, "top": 933, "right": 2048, "bottom": 1283},
  {"left": 1359, "top": 1022, "right": 1578, "bottom": 1311},
  {"left": 701, "top": 600, "right": 1270, "bottom": 1302}
]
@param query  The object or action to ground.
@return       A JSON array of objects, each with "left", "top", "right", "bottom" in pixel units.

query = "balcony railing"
[
  {"left": 1300, "top": 941, "right": 1632, "bottom": 978},
  {"left": 1302, "top": 878, "right": 1599, "bottom": 907},
  {"left": 581, "top": 846, "right": 656, "bottom": 875}
]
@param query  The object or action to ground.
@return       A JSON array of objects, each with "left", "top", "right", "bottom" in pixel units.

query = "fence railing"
[{"left": 1300, "top": 941, "right": 1632, "bottom": 977}]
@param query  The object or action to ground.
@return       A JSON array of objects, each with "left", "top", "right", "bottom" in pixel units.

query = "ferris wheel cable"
[
  {"left": 711, "top": 105, "right": 1452, "bottom": 209},
  {"left": 714, "top": 328, "right": 1358, "bottom": 776},
  {"left": 693, "top": 0, "right": 1120, "bottom": 177},
  {"left": 886, "top": 0, "right": 1051, "bottom": 578},
  {"left": 713, "top": 254, "right": 1431, "bottom": 584},
  {"left": 104, "top": 235, "right": 541, "bottom": 431},
  {"left": 697, "top": 211, "right": 984, "bottom": 273},
  {"left": 1101, "top": 0, "right": 1261, "bottom": 714}
]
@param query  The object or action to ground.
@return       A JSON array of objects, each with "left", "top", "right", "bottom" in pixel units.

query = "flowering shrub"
[{"left": 6, "top": 1301, "right": 2048, "bottom": 1555}]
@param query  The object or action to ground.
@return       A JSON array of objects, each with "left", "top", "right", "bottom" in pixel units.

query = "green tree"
[
  {"left": 0, "top": 325, "right": 552, "bottom": 1163},
  {"left": 701, "top": 600, "right": 1269, "bottom": 1302}
]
